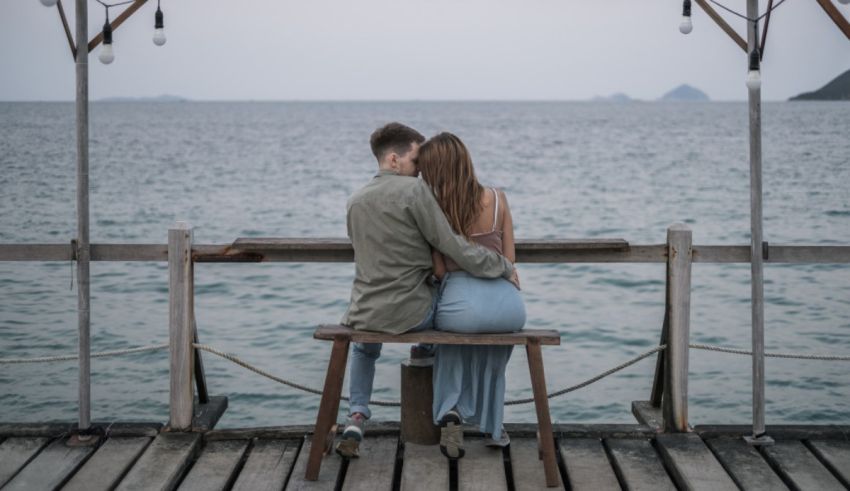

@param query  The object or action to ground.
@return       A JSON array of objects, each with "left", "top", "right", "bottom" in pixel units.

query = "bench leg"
[
  {"left": 305, "top": 337, "right": 350, "bottom": 481},
  {"left": 526, "top": 339, "right": 560, "bottom": 487}
]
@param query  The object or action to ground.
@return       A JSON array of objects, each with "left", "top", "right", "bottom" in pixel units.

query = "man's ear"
[{"left": 387, "top": 152, "right": 399, "bottom": 170}]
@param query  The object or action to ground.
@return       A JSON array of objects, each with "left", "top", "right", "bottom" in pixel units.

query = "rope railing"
[{"left": 2, "top": 340, "right": 848, "bottom": 408}]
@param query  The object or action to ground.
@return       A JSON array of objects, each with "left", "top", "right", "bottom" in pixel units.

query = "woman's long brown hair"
[{"left": 418, "top": 132, "right": 484, "bottom": 239}]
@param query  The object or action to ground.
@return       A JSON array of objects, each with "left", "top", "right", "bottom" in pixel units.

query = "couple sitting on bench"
[{"left": 338, "top": 122, "right": 526, "bottom": 460}]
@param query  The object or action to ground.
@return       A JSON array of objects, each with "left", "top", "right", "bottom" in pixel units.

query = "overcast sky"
[{"left": 2, "top": 0, "right": 849, "bottom": 101}]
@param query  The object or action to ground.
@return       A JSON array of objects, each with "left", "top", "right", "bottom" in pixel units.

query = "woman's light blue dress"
[{"left": 432, "top": 189, "right": 526, "bottom": 441}]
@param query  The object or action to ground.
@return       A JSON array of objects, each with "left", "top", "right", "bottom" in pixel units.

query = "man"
[{"left": 337, "top": 122, "right": 516, "bottom": 457}]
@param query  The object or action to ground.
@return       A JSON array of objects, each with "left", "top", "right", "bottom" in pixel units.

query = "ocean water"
[{"left": 0, "top": 101, "right": 848, "bottom": 428}]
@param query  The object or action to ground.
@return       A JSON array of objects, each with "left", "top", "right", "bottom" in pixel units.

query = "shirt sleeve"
[{"left": 408, "top": 180, "right": 514, "bottom": 279}]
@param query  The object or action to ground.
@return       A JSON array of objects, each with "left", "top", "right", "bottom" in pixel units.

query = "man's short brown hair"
[{"left": 370, "top": 122, "right": 425, "bottom": 161}]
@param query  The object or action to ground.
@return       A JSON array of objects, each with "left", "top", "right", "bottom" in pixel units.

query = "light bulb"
[
  {"left": 153, "top": 7, "right": 166, "bottom": 46},
  {"left": 99, "top": 44, "right": 114, "bottom": 64},
  {"left": 679, "top": 16, "right": 693, "bottom": 34},
  {"left": 746, "top": 70, "right": 761, "bottom": 91},
  {"left": 153, "top": 28, "right": 166, "bottom": 46},
  {"left": 838, "top": 0, "right": 849, "bottom": 5},
  {"left": 40, "top": 0, "right": 58, "bottom": 6}
]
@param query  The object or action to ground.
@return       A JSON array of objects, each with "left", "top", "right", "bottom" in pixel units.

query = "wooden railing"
[{"left": 1, "top": 225, "right": 848, "bottom": 431}]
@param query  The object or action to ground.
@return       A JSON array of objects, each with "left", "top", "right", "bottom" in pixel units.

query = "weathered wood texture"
[
  {"left": 509, "top": 438, "right": 564, "bottom": 490},
  {"left": 2, "top": 437, "right": 94, "bottom": 490},
  {"left": 178, "top": 439, "right": 249, "bottom": 491},
  {"left": 631, "top": 401, "right": 663, "bottom": 431},
  {"left": 695, "top": 425, "right": 850, "bottom": 440},
  {"left": 287, "top": 439, "right": 342, "bottom": 490},
  {"left": 116, "top": 432, "right": 201, "bottom": 491},
  {"left": 400, "top": 442, "right": 448, "bottom": 491},
  {"left": 230, "top": 439, "right": 300, "bottom": 491},
  {"left": 191, "top": 395, "right": 227, "bottom": 432},
  {"left": 341, "top": 437, "right": 398, "bottom": 491},
  {"left": 458, "top": 440, "right": 508, "bottom": 491},
  {"left": 605, "top": 438, "right": 675, "bottom": 491},
  {"left": 762, "top": 440, "right": 845, "bottom": 491},
  {"left": 315, "top": 325, "right": 561, "bottom": 346},
  {"left": 704, "top": 437, "right": 788, "bottom": 490},
  {"left": 63, "top": 437, "right": 152, "bottom": 491},
  {"left": 526, "top": 340, "right": 560, "bottom": 487},
  {"left": 807, "top": 440, "right": 850, "bottom": 487},
  {"left": 400, "top": 362, "right": 440, "bottom": 445},
  {"left": 3, "top": 242, "right": 849, "bottom": 263},
  {"left": 663, "top": 224, "right": 691, "bottom": 433},
  {"left": 169, "top": 223, "right": 195, "bottom": 430},
  {"left": 655, "top": 433, "right": 738, "bottom": 491},
  {"left": 0, "top": 437, "right": 49, "bottom": 487},
  {"left": 559, "top": 438, "right": 620, "bottom": 490},
  {"left": 306, "top": 337, "right": 350, "bottom": 481}
]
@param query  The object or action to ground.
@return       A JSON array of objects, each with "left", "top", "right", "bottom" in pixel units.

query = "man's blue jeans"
[{"left": 348, "top": 301, "right": 436, "bottom": 419}]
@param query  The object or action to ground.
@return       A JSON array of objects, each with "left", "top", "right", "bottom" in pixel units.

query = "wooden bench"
[{"left": 305, "top": 324, "right": 562, "bottom": 487}]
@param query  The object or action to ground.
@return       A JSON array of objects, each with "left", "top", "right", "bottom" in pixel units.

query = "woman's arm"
[
  {"left": 431, "top": 248, "right": 446, "bottom": 280},
  {"left": 499, "top": 190, "right": 520, "bottom": 289},
  {"left": 499, "top": 190, "right": 516, "bottom": 263}
]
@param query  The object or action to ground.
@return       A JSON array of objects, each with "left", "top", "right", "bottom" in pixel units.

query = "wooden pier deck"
[{"left": 1, "top": 423, "right": 849, "bottom": 490}]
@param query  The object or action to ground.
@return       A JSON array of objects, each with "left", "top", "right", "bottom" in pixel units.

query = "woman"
[{"left": 417, "top": 132, "right": 526, "bottom": 459}]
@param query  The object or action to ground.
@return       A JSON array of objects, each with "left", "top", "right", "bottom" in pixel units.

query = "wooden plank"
[
  {"left": 703, "top": 437, "right": 787, "bottom": 491},
  {"left": 762, "top": 440, "right": 845, "bottom": 491},
  {"left": 664, "top": 224, "right": 691, "bottom": 432},
  {"left": 655, "top": 433, "right": 738, "bottom": 491},
  {"left": 191, "top": 395, "right": 227, "bottom": 432},
  {"left": 400, "top": 442, "right": 448, "bottom": 491},
  {"left": 559, "top": 438, "right": 619, "bottom": 490},
  {"left": 458, "top": 439, "right": 508, "bottom": 491},
  {"left": 286, "top": 438, "right": 341, "bottom": 490},
  {"left": 341, "top": 437, "right": 398, "bottom": 491},
  {"left": 229, "top": 439, "right": 299, "bottom": 491},
  {"left": 178, "top": 439, "right": 249, "bottom": 491},
  {"left": 314, "top": 325, "right": 561, "bottom": 346},
  {"left": 693, "top": 0, "right": 748, "bottom": 51},
  {"left": 630, "top": 401, "right": 663, "bottom": 431},
  {"left": 695, "top": 425, "right": 850, "bottom": 440},
  {"left": 807, "top": 440, "right": 850, "bottom": 487},
  {"left": 605, "top": 438, "right": 675, "bottom": 491},
  {"left": 116, "top": 432, "right": 201, "bottom": 491},
  {"left": 3, "top": 437, "right": 94, "bottom": 490},
  {"left": 0, "top": 437, "right": 50, "bottom": 487},
  {"left": 509, "top": 438, "right": 564, "bottom": 490},
  {"left": 64, "top": 437, "right": 152, "bottom": 491},
  {"left": 815, "top": 0, "right": 850, "bottom": 40},
  {"left": 2, "top": 242, "right": 847, "bottom": 264}
]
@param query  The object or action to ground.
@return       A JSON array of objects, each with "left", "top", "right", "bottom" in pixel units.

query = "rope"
[
  {"left": 505, "top": 345, "right": 667, "bottom": 405},
  {"left": 690, "top": 343, "right": 850, "bottom": 362},
  {"left": 0, "top": 344, "right": 168, "bottom": 364},
  {"left": 193, "top": 344, "right": 400, "bottom": 407}
]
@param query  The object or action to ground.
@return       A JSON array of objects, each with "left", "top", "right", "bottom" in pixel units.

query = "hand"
[{"left": 508, "top": 268, "right": 521, "bottom": 290}]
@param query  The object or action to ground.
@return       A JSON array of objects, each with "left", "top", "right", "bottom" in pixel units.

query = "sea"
[{"left": 0, "top": 101, "right": 848, "bottom": 428}]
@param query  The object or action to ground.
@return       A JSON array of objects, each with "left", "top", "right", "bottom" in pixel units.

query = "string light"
[
  {"left": 153, "top": 0, "right": 166, "bottom": 46},
  {"left": 746, "top": 49, "right": 761, "bottom": 91},
  {"left": 98, "top": 7, "right": 115, "bottom": 64},
  {"left": 679, "top": 0, "right": 693, "bottom": 34}
]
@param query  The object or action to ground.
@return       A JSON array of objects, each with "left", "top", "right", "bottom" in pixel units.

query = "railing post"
[
  {"left": 169, "top": 222, "right": 194, "bottom": 430},
  {"left": 663, "top": 224, "right": 692, "bottom": 432}
]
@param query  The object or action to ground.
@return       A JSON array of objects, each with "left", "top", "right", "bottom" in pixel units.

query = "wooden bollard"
[{"left": 400, "top": 360, "right": 440, "bottom": 444}]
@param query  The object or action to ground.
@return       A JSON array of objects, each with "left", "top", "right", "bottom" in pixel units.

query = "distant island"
[
  {"left": 591, "top": 93, "right": 633, "bottom": 102},
  {"left": 789, "top": 68, "right": 850, "bottom": 101},
  {"left": 98, "top": 94, "right": 188, "bottom": 102},
  {"left": 659, "top": 84, "right": 709, "bottom": 102}
]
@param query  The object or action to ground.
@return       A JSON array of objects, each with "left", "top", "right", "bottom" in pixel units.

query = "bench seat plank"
[{"left": 315, "top": 325, "right": 560, "bottom": 346}]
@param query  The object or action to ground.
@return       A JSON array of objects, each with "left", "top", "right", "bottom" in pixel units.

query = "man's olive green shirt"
[{"left": 342, "top": 170, "right": 514, "bottom": 334}]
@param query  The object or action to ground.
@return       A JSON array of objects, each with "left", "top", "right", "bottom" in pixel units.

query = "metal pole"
[
  {"left": 76, "top": 0, "right": 91, "bottom": 432},
  {"left": 744, "top": 0, "right": 771, "bottom": 446}
]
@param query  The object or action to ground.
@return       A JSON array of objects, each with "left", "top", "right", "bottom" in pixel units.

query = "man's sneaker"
[
  {"left": 409, "top": 344, "right": 435, "bottom": 367},
  {"left": 335, "top": 413, "right": 365, "bottom": 458},
  {"left": 439, "top": 410, "right": 465, "bottom": 459},
  {"left": 484, "top": 426, "right": 511, "bottom": 448}
]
